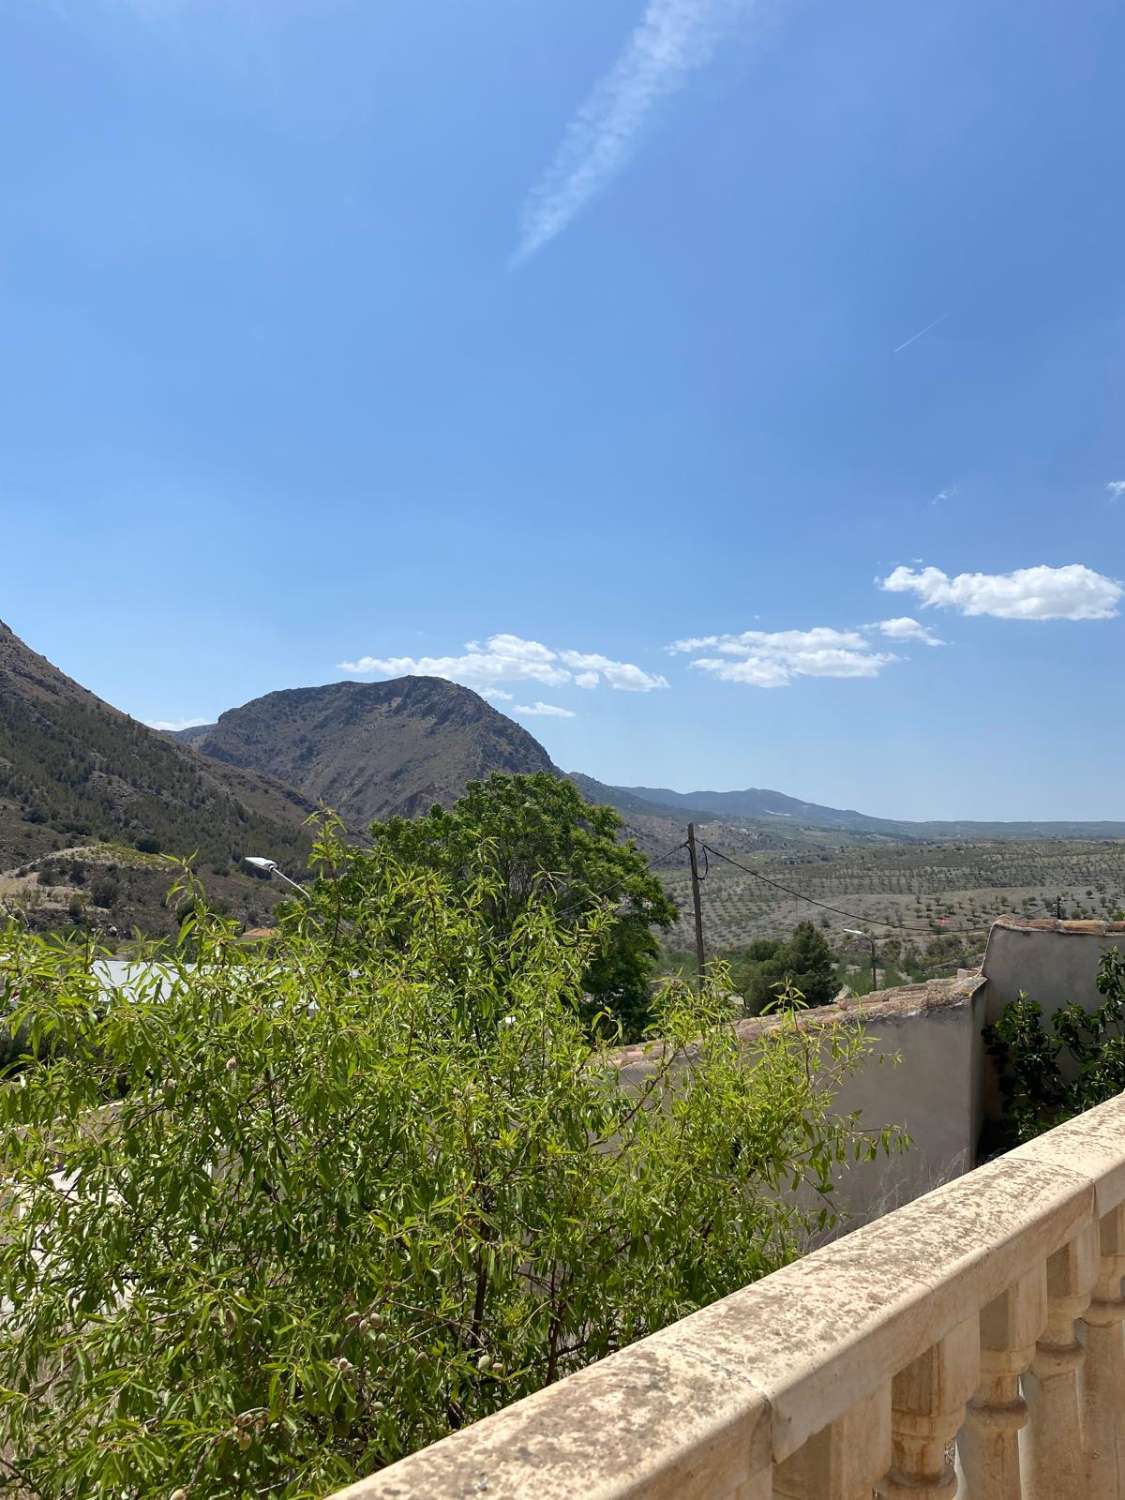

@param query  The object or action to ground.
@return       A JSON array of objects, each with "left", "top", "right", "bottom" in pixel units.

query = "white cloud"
[
  {"left": 338, "top": 633, "right": 668, "bottom": 692},
  {"left": 513, "top": 0, "right": 747, "bottom": 263},
  {"left": 1108, "top": 481, "right": 1125, "bottom": 500},
  {"left": 558, "top": 649, "right": 667, "bottom": 691},
  {"left": 480, "top": 688, "right": 514, "bottom": 702},
  {"left": 668, "top": 627, "right": 897, "bottom": 688},
  {"left": 880, "top": 563, "right": 1122, "bottom": 621},
  {"left": 876, "top": 616, "right": 945, "bottom": 647},
  {"left": 147, "top": 716, "right": 209, "bottom": 732},
  {"left": 515, "top": 701, "right": 577, "bottom": 718}
]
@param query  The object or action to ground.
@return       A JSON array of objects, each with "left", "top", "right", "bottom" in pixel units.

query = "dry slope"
[{"left": 0, "top": 619, "right": 313, "bottom": 874}]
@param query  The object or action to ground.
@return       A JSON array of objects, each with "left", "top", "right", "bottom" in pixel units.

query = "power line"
[
  {"left": 546, "top": 840, "right": 688, "bottom": 925},
  {"left": 700, "top": 843, "right": 991, "bottom": 935},
  {"left": 645, "top": 839, "right": 689, "bottom": 870}
]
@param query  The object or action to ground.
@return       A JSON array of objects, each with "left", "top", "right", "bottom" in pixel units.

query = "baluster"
[
  {"left": 774, "top": 1387, "right": 892, "bottom": 1499},
  {"left": 1082, "top": 1205, "right": 1125, "bottom": 1500},
  {"left": 876, "top": 1319, "right": 980, "bottom": 1500},
  {"left": 1024, "top": 1222, "right": 1099, "bottom": 1500},
  {"left": 959, "top": 1268, "right": 1046, "bottom": 1500}
]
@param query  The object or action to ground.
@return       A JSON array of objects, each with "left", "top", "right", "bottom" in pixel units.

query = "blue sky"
[{"left": 2, "top": 0, "right": 1123, "bottom": 820}]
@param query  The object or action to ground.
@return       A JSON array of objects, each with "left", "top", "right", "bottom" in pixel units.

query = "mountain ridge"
[
  {"left": 174, "top": 676, "right": 557, "bottom": 827},
  {"left": 580, "top": 779, "right": 1125, "bottom": 842}
]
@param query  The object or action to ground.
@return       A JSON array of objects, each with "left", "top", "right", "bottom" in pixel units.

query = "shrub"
[
  {"left": 0, "top": 837, "right": 901, "bottom": 1497},
  {"left": 90, "top": 878, "right": 120, "bottom": 910}
]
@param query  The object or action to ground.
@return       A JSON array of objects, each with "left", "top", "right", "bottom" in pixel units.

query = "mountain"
[
  {"left": 174, "top": 677, "right": 557, "bottom": 828},
  {"left": 596, "top": 782, "right": 1125, "bottom": 843},
  {"left": 0, "top": 619, "right": 313, "bottom": 876},
  {"left": 611, "top": 784, "right": 896, "bottom": 833},
  {"left": 566, "top": 773, "right": 719, "bottom": 827}
]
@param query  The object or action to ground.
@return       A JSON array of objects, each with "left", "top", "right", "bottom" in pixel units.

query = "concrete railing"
[{"left": 330, "top": 1091, "right": 1125, "bottom": 1500}]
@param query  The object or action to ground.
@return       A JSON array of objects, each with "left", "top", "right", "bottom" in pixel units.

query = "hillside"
[
  {"left": 0, "top": 619, "right": 313, "bottom": 881},
  {"left": 175, "top": 676, "right": 557, "bottom": 827}
]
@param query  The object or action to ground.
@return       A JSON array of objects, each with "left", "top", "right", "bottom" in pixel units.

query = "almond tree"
[{"left": 0, "top": 828, "right": 902, "bottom": 1498}]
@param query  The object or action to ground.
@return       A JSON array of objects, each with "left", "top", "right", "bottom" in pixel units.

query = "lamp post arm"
[{"left": 273, "top": 868, "right": 311, "bottom": 899}]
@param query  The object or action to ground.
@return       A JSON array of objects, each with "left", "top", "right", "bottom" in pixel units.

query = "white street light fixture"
[
  {"left": 243, "top": 856, "right": 310, "bottom": 899},
  {"left": 843, "top": 928, "right": 878, "bottom": 992}
]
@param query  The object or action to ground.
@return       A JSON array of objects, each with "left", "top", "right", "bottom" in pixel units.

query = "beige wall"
[
  {"left": 611, "top": 919, "right": 1125, "bottom": 1241},
  {"left": 827, "top": 988, "right": 982, "bottom": 1224},
  {"left": 981, "top": 916, "right": 1125, "bottom": 1025},
  {"left": 613, "top": 976, "right": 986, "bottom": 1237}
]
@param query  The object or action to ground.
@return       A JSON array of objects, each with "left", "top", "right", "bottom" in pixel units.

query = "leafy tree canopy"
[
  {"left": 312, "top": 772, "right": 676, "bottom": 1038},
  {"left": 731, "top": 920, "right": 838, "bottom": 1013},
  {"left": 0, "top": 830, "right": 900, "bottom": 1498}
]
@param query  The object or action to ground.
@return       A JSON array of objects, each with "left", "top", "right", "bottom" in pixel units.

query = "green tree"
[
  {"left": 0, "top": 831, "right": 902, "bottom": 1498},
  {"left": 316, "top": 772, "right": 676, "bottom": 1038},
  {"left": 731, "top": 923, "right": 838, "bottom": 1013},
  {"left": 783, "top": 921, "right": 837, "bottom": 1007}
]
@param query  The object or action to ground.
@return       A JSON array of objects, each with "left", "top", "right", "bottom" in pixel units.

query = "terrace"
[{"left": 329, "top": 918, "right": 1125, "bottom": 1499}]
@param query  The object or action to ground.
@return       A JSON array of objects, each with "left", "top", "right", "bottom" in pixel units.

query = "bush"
[
  {"left": 0, "top": 834, "right": 901, "bottom": 1497},
  {"left": 90, "top": 878, "right": 120, "bottom": 910},
  {"left": 134, "top": 835, "right": 162, "bottom": 855}
]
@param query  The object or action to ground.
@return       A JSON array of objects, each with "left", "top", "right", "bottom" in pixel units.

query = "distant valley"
[{"left": 571, "top": 777, "right": 1125, "bottom": 844}]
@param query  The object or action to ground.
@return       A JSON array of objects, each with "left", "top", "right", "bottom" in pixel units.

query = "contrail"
[
  {"left": 893, "top": 313, "right": 948, "bottom": 355},
  {"left": 512, "top": 0, "right": 748, "bottom": 266}
]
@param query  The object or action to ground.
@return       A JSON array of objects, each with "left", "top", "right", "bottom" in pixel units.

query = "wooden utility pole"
[{"left": 686, "top": 822, "right": 706, "bottom": 984}]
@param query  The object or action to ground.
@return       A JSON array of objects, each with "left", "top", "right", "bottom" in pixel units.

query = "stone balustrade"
[{"left": 329, "top": 1091, "right": 1125, "bottom": 1500}]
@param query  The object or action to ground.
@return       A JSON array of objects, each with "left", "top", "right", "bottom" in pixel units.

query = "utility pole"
[
  {"left": 686, "top": 822, "right": 706, "bottom": 985},
  {"left": 844, "top": 927, "right": 878, "bottom": 993}
]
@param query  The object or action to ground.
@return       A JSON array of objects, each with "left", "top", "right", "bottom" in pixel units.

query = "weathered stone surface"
[
  {"left": 330, "top": 1332, "right": 771, "bottom": 1500},
  {"left": 1009, "top": 1093, "right": 1125, "bottom": 1216}
]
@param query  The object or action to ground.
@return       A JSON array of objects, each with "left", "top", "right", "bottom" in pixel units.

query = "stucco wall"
[
  {"left": 981, "top": 916, "right": 1125, "bottom": 1023},
  {"left": 609, "top": 918, "right": 1125, "bottom": 1241},
  {"left": 826, "top": 986, "right": 981, "bottom": 1224},
  {"left": 612, "top": 975, "right": 985, "bottom": 1237}
]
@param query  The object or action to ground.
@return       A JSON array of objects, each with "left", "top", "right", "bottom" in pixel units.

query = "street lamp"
[
  {"left": 243, "top": 856, "right": 311, "bottom": 899},
  {"left": 843, "top": 927, "right": 878, "bottom": 992}
]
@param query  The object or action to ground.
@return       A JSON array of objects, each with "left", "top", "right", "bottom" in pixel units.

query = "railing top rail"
[{"left": 330, "top": 1093, "right": 1125, "bottom": 1500}]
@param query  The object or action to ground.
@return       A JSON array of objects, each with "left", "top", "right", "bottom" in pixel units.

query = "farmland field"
[{"left": 651, "top": 832, "right": 1125, "bottom": 957}]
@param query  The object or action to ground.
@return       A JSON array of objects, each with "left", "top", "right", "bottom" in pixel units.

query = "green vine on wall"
[{"left": 985, "top": 947, "right": 1125, "bottom": 1144}]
